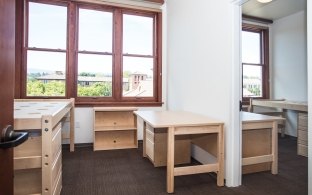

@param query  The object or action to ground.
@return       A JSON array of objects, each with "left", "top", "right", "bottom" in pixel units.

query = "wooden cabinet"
[
  {"left": 297, "top": 112, "right": 308, "bottom": 157},
  {"left": 93, "top": 107, "right": 138, "bottom": 151},
  {"left": 145, "top": 124, "right": 191, "bottom": 167}
]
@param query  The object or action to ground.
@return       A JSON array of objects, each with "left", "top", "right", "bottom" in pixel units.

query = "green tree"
[
  {"left": 78, "top": 82, "right": 112, "bottom": 97},
  {"left": 27, "top": 80, "right": 65, "bottom": 96},
  {"left": 79, "top": 72, "right": 96, "bottom": 77}
]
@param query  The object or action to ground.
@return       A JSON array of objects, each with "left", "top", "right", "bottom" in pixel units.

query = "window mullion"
[
  {"left": 67, "top": 2, "right": 77, "bottom": 98},
  {"left": 113, "top": 9, "right": 122, "bottom": 101}
]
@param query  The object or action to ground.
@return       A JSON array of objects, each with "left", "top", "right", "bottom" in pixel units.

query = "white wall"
[
  {"left": 271, "top": 11, "right": 307, "bottom": 136},
  {"left": 166, "top": 0, "right": 239, "bottom": 186}
]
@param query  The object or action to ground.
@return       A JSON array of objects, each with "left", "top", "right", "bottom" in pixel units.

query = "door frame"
[
  {"left": 230, "top": 0, "right": 312, "bottom": 193},
  {"left": 0, "top": 0, "right": 16, "bottom": 194}
]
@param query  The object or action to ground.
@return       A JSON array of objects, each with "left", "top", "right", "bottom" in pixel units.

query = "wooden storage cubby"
[{"left": 93, "top": 107, "right": 138, "bottom": 151}]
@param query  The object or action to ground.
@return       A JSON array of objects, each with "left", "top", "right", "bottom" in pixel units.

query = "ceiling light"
[{"left": 257, "top": 0, "right": 272, "bottom": 3}]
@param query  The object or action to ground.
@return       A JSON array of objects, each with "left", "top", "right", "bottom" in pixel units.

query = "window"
[
  {"left": 77, "top": 8, "right": 113, "bottom": 97},
  {"left": 19, "top": 0, "right": 162, "bottom": 106},
  {"left": 122, "top": 14, "right": 154, "bottom": 97},
  {"left": 26, "top": 2, "right": 67, "bottom": 96},
  {"left": 242, "top": 24, "right": 269, "bottom": 102}
]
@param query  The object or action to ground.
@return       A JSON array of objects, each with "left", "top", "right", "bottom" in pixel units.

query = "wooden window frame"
[
  {"left": 242, "top": 24, "right": 270, "bottom": 105},
  {"left": 16, "top": 0, "right": 162, "bottom": 107}
]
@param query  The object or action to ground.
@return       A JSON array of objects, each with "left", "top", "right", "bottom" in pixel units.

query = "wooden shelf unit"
[
  {"left": 13, "top": 98, "right": 75, "bottom": 195},
  {"left": 93, "top": 107, "right": 138, "bottom": 151}
]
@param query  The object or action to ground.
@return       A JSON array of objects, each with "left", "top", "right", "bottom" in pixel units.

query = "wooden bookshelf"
[{"left": 93, "top": 107, "right": 138, "bottom": 151}]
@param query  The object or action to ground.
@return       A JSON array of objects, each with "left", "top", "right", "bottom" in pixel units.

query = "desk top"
[
  {"left": 134, "top": 110, "right": 223, "bottom": 128},
  {"left": 252, "top": 100, "right": 307, "bottom": 112},
  {"left": 241, "top": 111, "right": 284, "bottom": 123},
  {"left": 14, "top": 101, "right": 71, "bottom": 119},
  {"left": 14, "top": 99, "right": 74, "bottom": 130}
]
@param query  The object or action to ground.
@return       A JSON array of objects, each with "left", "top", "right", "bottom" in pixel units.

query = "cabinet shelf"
[{"left": 94, "top": 125, "right": 137, "bottom": 132}]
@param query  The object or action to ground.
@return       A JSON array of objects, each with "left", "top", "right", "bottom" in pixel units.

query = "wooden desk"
[
  {"left": 250, "top": 99, "right": 307, "bottom": 112},
  {"left": 241, "top": 112, "right": 284, "bottom": 174},
  {"left": 134, "top": 110, "right": 224, "bottom": 193},
  {"left": 250, "top": 99, "right": 308, "bottom": 156}
]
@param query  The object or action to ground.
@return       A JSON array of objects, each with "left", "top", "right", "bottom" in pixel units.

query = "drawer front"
[
  {"left": 298, "top": 138, "right": 308, "bottom": 146},
  {"left": 297, "top": 130, "right": 308, "bottom": 142},
  {"left": 52, "top": 123, "right": 62, "bottom": 162},
  {"left": 146, "top": 124, "right": 154, "bottom": 133},
  {"left": 146, "top": 139, "right": 154, "bottom": 161},
  {"left": 53, "top": 171, "right": 62, "bottom": 195},
  {"left": 52, "top": 150, "right": 62, "bottom": 192},
  {"left": 14, "top": 133, "right": 41, "bottom": 158},
  {"left": 298, "top": 113, "right": 308, "bottom": 128},
  {"left": 146, "top": 128, "right": 154, "bottom": 143},
  {"left": 298, "top": 144, "right": 308, "bottom": 157}
]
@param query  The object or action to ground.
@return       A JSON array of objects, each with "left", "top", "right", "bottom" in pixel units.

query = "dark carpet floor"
[{"left": 61, "top": 135, "right": 308, "bottom": 195}]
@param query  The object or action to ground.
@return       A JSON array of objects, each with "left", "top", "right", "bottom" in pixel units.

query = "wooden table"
[
  {"left": 241, "top": 111, "right": 284, "bottom": 174},
  {"left": 134, "top": 110, "right": 224, "bottom": 193},
  {"left": 250, "top": 99, "right": 307, "bottom": 112},
  {"left": 250, "top": 99, "right": 308, "bottom": 157}
]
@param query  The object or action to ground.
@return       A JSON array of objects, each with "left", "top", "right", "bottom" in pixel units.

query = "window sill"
[{"left": 75, "top": 101, "right": 163, "bottom": 107}]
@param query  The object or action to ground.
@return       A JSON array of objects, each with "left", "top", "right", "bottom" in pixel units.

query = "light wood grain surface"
[
  {"left": 241, "top": 111, "right": 284, "bottom": 123},
  {"left": 251, "top": 100, "right": 307, "bottom": 112},
  {"left": 134, "top": 110, "right": 223, "bottom": 128}
]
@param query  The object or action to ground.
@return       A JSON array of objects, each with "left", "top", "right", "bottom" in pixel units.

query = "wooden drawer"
[
  {"left": 52, "top": 150, "right": 62, "bottom": 193},
  {"left": 52, "top": 123, "right": 62, "bottom": 162},
  {"left": 53, "top": 171, "right": 62, "bottom": 195},
  {"left": 94, "top": 130, "right": 137, "bottom": 150},
  {"left": 146, "top": 125, "right": 172, "bottom": 143},
  {"left": 298, "top": 138, "right": 308, "bottom": 146},
  {"left": 146, "top": 128, "right": 154, "bottom": 143},
  {"left": 298, "top": 113, "right": 308, "bottom": 128},
  {"left": 14, "top": 131, "right": 41, "bottom": 158},
  {"left": 146, "top": 139, "right": 154, "bottom": 161},
  {"left": 94, "top": 111, "right": 135, "bottom": 127},
  {"left": 153, "top": 136, "right": 191, "bottom": 167},
  {"left": 14, "top": 168, "right": 41, "bottom": 195},
  {"left": 14, "top": 132, "right": 42, "bottom": 170},
  {"left": 297, "top": 130, "right": 308, "bottom": 142},
  {"left": 298, "top": 144, "right": 308, "bottom": 157}
]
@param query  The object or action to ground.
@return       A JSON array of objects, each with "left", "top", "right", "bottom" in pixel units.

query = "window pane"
[
  {"left": 79, "top": 9, "right": 112, "bottom": 52},
  {"left": 123, "top": 14, "right": 153, "bottom": 55},
  {"left": 27, "top": 51, "right": 66, "bottom": 96},
  {"left": 242, "top": 31, "right": 260, "bottom": 64},
  {"left": 28, "top": 2, "right": 67, "bottom": 49},
  {"left": 122, "top": 57, "right": 153, "bottom": 97},
  {"left": 77, "top": 54, "right": 112, "bottom": 97},
  {"left": 243, "top": 65, "right": 262, "bottom": 97}
]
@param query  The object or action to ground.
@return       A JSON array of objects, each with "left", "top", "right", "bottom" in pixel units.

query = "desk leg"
[
  {"left": 167, "top": 127, "right": 175, "bottom": 193},
  {"left": 143, "top": 122, "right": 147, "bottom": 157},
  {"left": 272, "top": 121, "right": 278, "bottom": 174},
  {"left": 217, "top": 125, "right": 225, "bottom": 186}
]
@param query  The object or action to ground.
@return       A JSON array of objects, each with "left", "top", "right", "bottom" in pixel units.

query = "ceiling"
[{"left": 242, "top": 0, "right": 306, "bottom": 21}]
